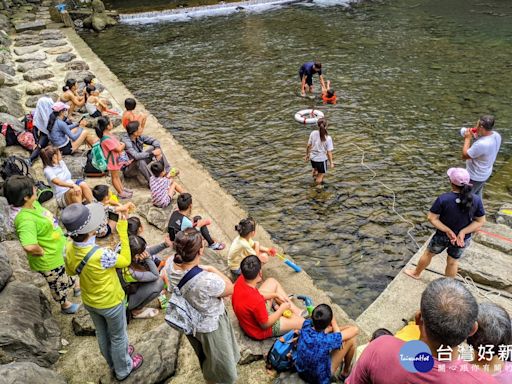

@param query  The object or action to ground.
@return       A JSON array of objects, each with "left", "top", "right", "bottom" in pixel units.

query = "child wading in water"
[
  {"left": 95, "top": 116, "right": 132, "bottom": 199},
  {"left": 321, "top": 80, "right": 337, "bottom": 104},
  {"left": 227, "top": 217, "right": 275, "bottom": 280},
  {"left": 149, "top": 161, "right": 185, "bottom": 208}
]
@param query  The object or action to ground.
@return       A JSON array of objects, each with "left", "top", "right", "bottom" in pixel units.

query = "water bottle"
[{"left": 460, "top": 127, "right": 478, "bottom": 138}]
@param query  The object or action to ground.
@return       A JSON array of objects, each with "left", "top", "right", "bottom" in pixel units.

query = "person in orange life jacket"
[{"left": 321, "top": 80, "right": 337, "bottom": 104}]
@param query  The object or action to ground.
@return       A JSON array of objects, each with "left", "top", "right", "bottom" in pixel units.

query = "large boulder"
[
  {"left": 0, "top": 198, "right": 17, "bottom": 242},
  {"left": 0, "top": 241, "right": 47, "bottom": 290},
  {"left": 26, "top": 80, "right": 58, "bottom": 95},
  {"left": 72, "top": 311, "right": 96, "bottom": 336},
  {"left": 0, "top": 248, "right": 13, "bottom": 292},
  {"left": 0, "top": 112, "right": 24, "bottom": 131},
  {"left": 56, "top": 52, "right": 76, "bottom": 63},
  {"left": 25, "top": 92, "right": 58, "bottom": 108},
  {"left": 83, "top": 0, "right": 117, "bottom": 32},
  {"left": 0, "top": 362, "right": 67, "bottom": 384},
  {"left": 0, "top": 88, "right": 24, "bottom": 117},
  {"left": 137, "top": 202, "right": 173, "bottom": 230},
  {"left": 0, "top": 281, "right": 61, "bottom": 367},
  {"left": 23, "top": 68, "right": 54, "bottom": 82},
  {"left": 17, "top": 60, "right": 49, "bottom": 73}
]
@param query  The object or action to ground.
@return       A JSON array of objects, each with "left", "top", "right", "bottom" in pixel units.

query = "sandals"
[
  {"left": 208, "top": 242, "right": 225, "bottom": 251},
  {"left": 131, "top": 307, "right": 159, "bottom": 319},
  {"left": 61, "top": 303, "right": 80, "bottom": 315},
  {"left": 117, "top": 353, "right": 144, "bottom": 381},
  {"left": 118, "top": 190, "right": 133, "bottom": 200}
]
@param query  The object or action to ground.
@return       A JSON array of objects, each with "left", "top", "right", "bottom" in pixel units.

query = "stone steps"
[{"left": 473, "top": 221, "right": 512, "bottom": 255}]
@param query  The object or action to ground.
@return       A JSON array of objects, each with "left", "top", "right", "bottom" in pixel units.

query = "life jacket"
[{"left": 322, "top": 94, "right": 337, "bottom": 104}]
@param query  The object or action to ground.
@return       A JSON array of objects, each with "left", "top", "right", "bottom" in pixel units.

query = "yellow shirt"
[
  {"left": 64, "top": 220, "right": 131, "bottom": 309},
  {"left": 227, "top": 235, "right": 256, "bottom": 271}
]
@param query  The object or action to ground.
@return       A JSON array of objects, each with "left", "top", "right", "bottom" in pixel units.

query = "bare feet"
[{"left": 403, "top": 269, "right": 421, "bottom": 280}]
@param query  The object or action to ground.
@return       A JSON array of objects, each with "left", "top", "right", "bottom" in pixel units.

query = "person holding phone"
[{"left": 92, "top": 184, "right": 135, "bottom": 239}]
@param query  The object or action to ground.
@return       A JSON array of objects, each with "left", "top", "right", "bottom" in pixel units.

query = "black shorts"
[
  {"left": 299, "top": 70, "right": 313, "bottom": 86},
  {"left": 311, "top": 160, "right": 327, "bottom": 174},
  {"left": 90, "top": 110, "right": 102, "bottom": 118},
  {"left": 60, "top": 141, "right": 73, "bottom": 155}
]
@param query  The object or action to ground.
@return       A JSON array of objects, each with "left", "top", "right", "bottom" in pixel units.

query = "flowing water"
[{"left": 81, "top": 0, "right": 512, "bottom": 317}]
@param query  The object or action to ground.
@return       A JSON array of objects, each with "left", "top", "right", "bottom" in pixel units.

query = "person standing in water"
[
  {"left": 299, "top": 61, "right": 326, "bottom": 97},
  {"left": 305, "top": 118, "right": 334, "bottom": 185}
]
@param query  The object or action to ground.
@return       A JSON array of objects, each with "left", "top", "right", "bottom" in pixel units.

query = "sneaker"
[
  {"left": 209, "top": 242, "right": 225, "bottom": 251},
  {"left": 61, "top": 303, "right": 80, "bottom": 314}
]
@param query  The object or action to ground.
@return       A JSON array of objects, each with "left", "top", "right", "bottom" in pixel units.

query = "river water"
[{"left": 81, "top": 0, "right": 512, "bottom": 317}]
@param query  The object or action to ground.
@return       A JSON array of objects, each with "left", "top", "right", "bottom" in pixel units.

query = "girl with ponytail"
[
  {"left": 227, "top": 217, "right": 275, "bottom": 280},
  {"left": 60, "top": 79, "right": 85, "bottom": 116},
  {"left": 305, "top": 117, "right": 334, "bottom": 185},
  {"left": 405, "top": 167, "right": 485, "bottom": 280},
  {"left": 96, "top": 116, "right": 132, "bottom": 199},
  {"left": 165, "top": 228, "right": 239, "bottom": 384}
]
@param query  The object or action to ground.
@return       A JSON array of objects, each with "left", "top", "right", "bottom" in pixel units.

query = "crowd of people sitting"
[{"left": 1, "top": 71, "right": 509, "bottom": 384}]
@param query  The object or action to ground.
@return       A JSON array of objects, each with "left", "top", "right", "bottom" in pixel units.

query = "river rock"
[
  {"left": 39, "top": 30, "right": 64, "bottom": 40},
  {"left": 25, "top": 79, "right": 58, "bottom": 95},
  {"left": 0, "top": 245, "right": 13, "bottom": 291},
  {"left": 0, "top": 14, "right": 9, "bottom": 31},
  {"left": 136, "top": 202, "right": 173, "bottom": 230},
  {"left": 2, "top": 72, "right": 20, "bottom": 86},
  {"left": 15, "top": 51, "right": 46, "bottom": 62},
  {"left": 14, "top": 45, "right": 39, "bottom": 56},
  {"left": 0, "top": 241, "right": 47, "bottom": 289},
  {"left": 116, "top": 323, "right": 180, "bottom": 384},
  {"left": 41, "top": 39, "right": 67, "bottom": 48},
  {"left": 0, "top": 281, "right": 61, "bottom": 367},
  {"left": 17, "top": 60, "right": 49, "bottom": 73},
  {"left": 65, "top": 60, "right": 89, "bottom": 71},
  {"left": 72, "top": 311, "right": 96, "bottom": 336},
  {"left": 0, "top": 362, "right": 67, "bottom": 384},
  {"left": 56, "top": 52, "right": 76, "bottom": 63},
  {"left": 45, "top": 45, "right": 72, "bottom": 55},
  {"left": 23, "top": 68, "right": 54, "bottom": 82},
  {"left": 0, "top": 112, "right": 24, "bottom": 131},
  {"left": 0, "top": 88, "right": 24, "bottom": 117},
  {"left": 25, "top": 92, "right": 58, "bottom": 108},
  {"left": 14, "top": 21, "right": 46, "bottom": 34},
  {"left": 496, "top": 204, "right": 512, "bottom": 229},
  {"left": 65, "top": 69, "right": 95, "bottom": 84},
  {"left": 0, "top": 198, "right": 17, "bottom": 242},
  {"left": 83, "top": 0, "right": 117, "bottom": 32},
  {"left": 0, "top": 63, "right": 16, "bottom": 76}
]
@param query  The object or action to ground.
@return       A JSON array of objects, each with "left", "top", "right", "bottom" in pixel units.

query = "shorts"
[
  {"left": 39, "top": 265, "right": 75, "bottom": 305},
  {"left": 90, "top": 110, "right": 102, "bottom": 118},
  {"left": 299, "top": 70, "right": 313, "bottom": 86},
  {"left": 311, "top": 160, "right": 328, "bottom": 174},
  {"left": 56, "top": 192, "right": 67, "bottom": 209},
  {"left": 266, "top": 301, "right": 281, "bottom": 337},
  {"left": 60, "top": 141, "right": 73, "bottom": 155},
  {"left": 428, "top": 232, "right": 470, "bottom": 260}
]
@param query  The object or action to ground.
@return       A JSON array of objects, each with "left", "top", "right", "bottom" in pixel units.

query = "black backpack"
[
  {"left": 83, "top": 149, "right": 108, "bottom": 177},
  {"left": 0, "top": 156, "right": 29, "bottom": 180}
]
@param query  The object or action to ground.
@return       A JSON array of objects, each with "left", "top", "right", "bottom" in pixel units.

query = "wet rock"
[
  {"left": 23, "top": 68, "right": 54, "bottom": 82},
  {"left": 56, "top": 52, "right": 76, "bottom": 63},
  {"left": 25, "top": 79, "right": 58, "bottom": 95},
  {"left": 0, "top": 64, "right": 16, "bottom": 76},
  {"left": 0, "top": 362, "right": 67, "bottom": 384},
  {"left": 41, "top": 39, "right": 67, "bottom": 48},
  {"left": 0, "top": 240, "right": 45, "bottom": 289},
  {"left": 0, "top": 112, "right": 24, "bottom": 131},
  {"left": 65, "top": 69, "right": 95, "bottom": 84},
  {"left": 45, "top": 45, "right": 72, "bottom": 55},
  {"left": 0, "top": 245, "right": 13, "bottom": 291},
  {"left": 0, "top": 281, "right": 61, "bottom": 367},
  {"left": 83, "top": 0, "right": 117, "bottom": 32},
  {"left": 496, "top": 204, "right": 512, "bottom": 229},
  {"left": 14, "top": 20, "right": 46, "bottom": 33},
  {"left": 17, "top": 60, "right": 49, "bottom": 73},
  {"left": 65, "top": 60, "right": 89, "bottom": 71},
  {"left": 0, "top": 88, "right": 24, "bottom": 117},
  {"left": 15, "top": 51, "right": 47, "bottom": 62},
  {"left": 115, "top": 323, "right": 180, "bottom": 384},
  {"left": 14, "top": 45, "right": 39, "bottom": 56},
  {"left": 25, "top": 92, "right": 58, "bottom": 108},
  {"left": 72, "top": 311, "right": 96, "bottom": 336}
]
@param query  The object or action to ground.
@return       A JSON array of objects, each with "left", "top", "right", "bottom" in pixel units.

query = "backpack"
[
  {"left": 91, "top": 137, "right": 113, "bottom": 172},
  {"left": 16, "top": 131, "right": 36, "bottom": 151},
  {"left": 0, "top": 156, "right": 29, "bottom": 181},
  {"left": 266, "top": 330, "right": 300, "bottom": 372},
  {"left": 1, "top": 123, "right": 20, "bottom": 146},
  {"left": 83, "top": 149, "right": 108, "bottom": 177},
  {"left": 35, "top": 180, "right": 54, "bottom": 204},
  {"left": 22, "top": 113, "right": 34, "bottom": 132},
  {"left": 165, "top": 266, "right": 203, "bottom": 336}
]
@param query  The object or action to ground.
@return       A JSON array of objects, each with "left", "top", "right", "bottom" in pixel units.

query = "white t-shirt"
[
  {"left": 308, "top": 130, "right": 334, "bottom": 162},
  {"left": 43, "top": 160, "right": 72, "bottom": 197},
  {"left": 466, "top": 132, "right": 501, "bottom": 182}
]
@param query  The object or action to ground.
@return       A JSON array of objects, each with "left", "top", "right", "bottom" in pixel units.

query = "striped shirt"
[{"left": 150, "top": 176, "right": 170, "bottom": 208}]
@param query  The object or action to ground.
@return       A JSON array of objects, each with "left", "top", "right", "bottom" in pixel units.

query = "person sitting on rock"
[
  {"left": 231, "top": 255, "right": 305, "bottom": 340},
  {"left": 167, "top": 193, "right": 225, "bottom": 251},
  {"left": 60, "top": 78, "right": 85, "bottom": 116},
  {"left": 47, "top": 101, "right": 96, "bottom": 155},
  {"left": 149, "top": 161, "right": 185, "bottom": 208},
  {"left": 295, "top": 304, "right": 359, "bottom": 383},
  {"left": 347, "top": 278, "right": 499, "bottom": 384},
  {"left": 41, "top": 145, "right": 94, "bottom": 209},
  {"left": 118, "top": 235, "right": 164, "bottom": 320},
  {"left": 29, "top": 96, "right": 55, "bottom": 165},
  {"left": 85, "top": 85, "right": 108, "bottom": 118},
  {"left": 121, "top": 120, "right": 171, "bottom": 186},
  {"left": 468, "top": 302, "right": 512, "bottom": 383},
  {"left": 227, "top": 217, "right": 274, "bottom": 280},
  {"left": 92, "top": 184, "right": 135, "bottom": 239},
  {"left": 3, "top": 175, "right": 80, "bottom": 314},
  {"left": 62, "top": 203, "right": 143, "bottom": 381},
  {"left": 122, "top": 97, "right": 147, "bottom": 129}
]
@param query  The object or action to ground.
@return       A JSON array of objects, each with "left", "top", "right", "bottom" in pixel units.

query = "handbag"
[{"left": 164, "top": 266, "right": 203, "bottom": 336}]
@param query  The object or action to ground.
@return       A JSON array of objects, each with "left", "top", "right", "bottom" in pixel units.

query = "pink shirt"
[
  {"left": 495, "top": 362, "right": 512, "bottom": 384},
  {"left": 101, "top": 136, "right": 122, "bottom": 171},
  {"left": 348, "top": 336, "right": 498, "bottom": 384}
]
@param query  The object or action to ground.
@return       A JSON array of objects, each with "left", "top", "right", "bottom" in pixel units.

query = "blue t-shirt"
[
  {"left": 430, "top": 192, "right": 485, "bottom": 240},
  {"left": 300, "top": 61, "right": 322, "bottom": 77},
  {"left": 295, "top": 319, "right": 342, "bottom": 384}
]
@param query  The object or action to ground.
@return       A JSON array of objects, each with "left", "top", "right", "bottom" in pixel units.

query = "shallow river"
[{"left": 81, "top": 0, "right": 512, "bottom": 317}]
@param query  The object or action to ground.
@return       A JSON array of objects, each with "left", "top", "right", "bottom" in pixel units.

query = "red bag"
[
  {"left": 22, "top": 113, "right": 34, "bottom": 132},
  {"left": 16, "top": 131, "right": 36, "bottom": 151}
]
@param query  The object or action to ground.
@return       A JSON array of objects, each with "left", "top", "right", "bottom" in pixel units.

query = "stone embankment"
[{"left": 0, "top": 1, "right": 362, "bottom": 383}]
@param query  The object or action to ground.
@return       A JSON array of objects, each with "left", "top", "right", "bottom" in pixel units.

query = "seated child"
[
  {"left": 321, "top": 80, "right": 337, "bottom": 104},
  {"left": 85, "top": 85, "right": 108, "bottom": 118},
  {"left": 295, "top": 304, "right": 359, "bottom": 384},
  {"left": 231, "top": 255, "right": 304, "bottom": 340},
  {"left": 92, "top": 185, "right": 135, "bottom": 239},
  {"left": 149, "top": 161, "right": 185, "bottom": 208},
  {"left": 352, "top": 328, "right": 392, "bottom": 367},
  {"left": 122, "top": 98, "right": 147, "bottom": 129},
  {"left": 167, "top": 193, "right": 225, "bottom": 251},
  {"left": 118, "top": 235, "right": 164, "bottom": 319},
  {"left": 227, "top": 217, "right": 275, "bottom": 280}
]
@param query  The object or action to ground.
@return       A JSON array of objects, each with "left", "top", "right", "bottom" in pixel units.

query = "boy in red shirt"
[{"left": 231, "top": 255, "right": 304, "bottom": 340}]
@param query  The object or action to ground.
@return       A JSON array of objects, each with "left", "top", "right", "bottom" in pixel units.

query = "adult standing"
[
  {"left": 62, "top": 203, "right": 143, "bottom": 381},
  {"left": 29, "top": 96, "right": 54, "bottom": 165},
  {"left": 299, "top": 61, "right": 326, "bottom": 97},
  {"left": 404, "top": 168, "right": 485, "bottom": 279},
  {"left": 165, "top": 228, "right": 240, "bottom": 384},
  {"left": 305, "top": 118, "right": 334, "bottom": 185},
  {"left": 462, "top": 115, "right": 501, "bottom": 198}
]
